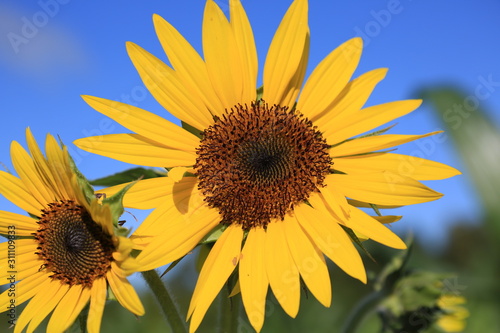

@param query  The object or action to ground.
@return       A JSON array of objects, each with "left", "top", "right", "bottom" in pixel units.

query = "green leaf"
[
  {"left": 200, "top": 223, "right": 227, "bottom": 244},
  {"left": 256, "top": 86, "right": 263, "bottom": 101},
  {"left": 102, "top": 181, "right": 137, "bottom": 226},
  {"left": 90, "top": 167, "right": 164, "bottom": 187}
]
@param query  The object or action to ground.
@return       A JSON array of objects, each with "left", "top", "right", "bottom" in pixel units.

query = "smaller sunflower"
[
  {"left": 436, "top": 295, "right": 469, "bottom": 332},
  {"left": 0, "top": 129, "right": 144, "bottom": 333}
]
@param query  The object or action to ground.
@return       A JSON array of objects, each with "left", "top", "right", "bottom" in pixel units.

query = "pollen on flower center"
[
  {"left": 195, "top": 102, "right": 332, "bottom": 229},
  {"left": 34, "top": 200, "right": 115, "bottom": 287}
]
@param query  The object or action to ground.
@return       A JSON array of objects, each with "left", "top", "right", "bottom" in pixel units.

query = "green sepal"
[
  {"left": 67, "top": 150, "right": 95, "bottom": 205},
  {"left": 256, "top": 86, "right": 263, "bottom": 101},
  {"left": 341, "top": 225, "right": 376, "bottom": 263},
  {"left": 329, "top": 124, "right": 397, "bottom": 150},
  {"left": 160, "top": 256, "right": 185, "bottom": 278},
  {"left": 370, "top": 204, "right": 382, "bottom": 217},
  {"left": 102, "top": 181, "right": 138, "bottom": 227},
  {"left": 90, "top": 167, "right": 165, "bottom": 187},
  {"left": 374, "top": 236, "right": 413, "bottom": 292},
  {"left": 182, "top": 121, "right": 203, "bottom": 139},
  {"left": 195, "top": 243, "right": 213, "bottom": 273},
  {"left": 200, "top": 223, "right": 228, "bottom": 244}
]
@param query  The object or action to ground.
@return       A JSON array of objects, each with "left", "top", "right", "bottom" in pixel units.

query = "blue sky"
[{"left": 1, "top": 0, "right": 499, "bottom": 248}]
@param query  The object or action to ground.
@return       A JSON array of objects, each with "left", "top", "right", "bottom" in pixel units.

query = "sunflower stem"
[
  {"left": 141, "top": 269, "right": 187, "bottom": 333},
  {"left": 341, "top": 290, "right": 384, "bottom": 333}
]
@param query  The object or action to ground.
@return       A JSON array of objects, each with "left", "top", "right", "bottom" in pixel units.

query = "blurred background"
[{"left": 0, "top": 0, "right": 499, "bottom": 332}]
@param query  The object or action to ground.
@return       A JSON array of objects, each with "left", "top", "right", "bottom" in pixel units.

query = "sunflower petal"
[
  {"left": 134, "top": 203, "right": 220, "bottom": 272},
  {"left": 81, "top": 95, "right": 199, "bottom": 152},
  {"left": 265, "top": 221, "right": 300, "bottom": 318},
  {"left": 334, "top": 153, "right": 461, "bottom": 180},
  {"left": 0, "top": 171, "right": 42, "bottom": 216},
  {"left": 330, "top": 172, "right": 443, "bottom": 206},
  {"left": 230, "top": 0, "right": 258, "bottom": 104},
  {"left": 188, "top": 225, "right": 243, "bottom": 333},
  {"left": 153, "top": 14, "right": 224, "bottom": 116},
  {"left": 298, "top": 37, "right": 362, "bottom": 120},
  {"left": 316, "top": 67, "right": 387, "bottom": 126},
  {"left": 25, "top": 282, "right": 70, "bottom": 333},
  {"left": 344, "top": 207, "right": 406, "bottom": 249},
  {"left": 330, "top": 132, "right": 441, "bottom": 157},
  {"left": 0, "top": 211, "right": 37, "bottom": 235},
  {"left": 74, "top": 133, "right": 195, "bottom": 168},
  {"left": 295, "top": 204, "right": 366, "bottom": 283},
  {"left": 239, "top": 228, "right": 269, "bottom": 332},
  {"left": 203, "top": 0, "right": 248, "bottom": 108},
  {"left": 126, "top": 42, "right": 212, "bottom": 130},
  {"left": 107, "top": 269, "right": 144, "bottom": 316},
  {"left": 46, "top": 286, "right": 91, "bottom": 333},
  {"left": 87, "top": 278, "right": 107, "bottom": 333},
  {"left": 11, "top": 141, "right": 54, "bottom": 206},
  {"left": 327, "top": 100, "right": 422, "bottom": 144},
  {"left": 284, "top": 218, "right": 331, "bottom": 307},
  {"left": 263, "top": 0, "right": 308, "bottom": 105},
  {"left": 97, "top": 177, "right": 172, "bottom": 210}
]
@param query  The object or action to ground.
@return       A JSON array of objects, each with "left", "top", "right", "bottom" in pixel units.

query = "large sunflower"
[
  {"left": 0, "top": 129, "right": 144, "bottom": 333},
  {"left": 74, "top": 0, "right": 460, "bottom": 331}
]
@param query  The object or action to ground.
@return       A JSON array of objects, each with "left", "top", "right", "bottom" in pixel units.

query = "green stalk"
[
  {"left": 341, "top": 290, "right": 384, "bottom": 333},
  {"left": 141, "top": 270, "right": 187, "bottom": 333}
]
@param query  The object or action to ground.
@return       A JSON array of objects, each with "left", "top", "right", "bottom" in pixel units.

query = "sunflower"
[
  {"left": 436, "top": 295, "right": 469, "bottom": 332},
  {"left": 0, "top": 129, "right": 144, "bottom": 333},
  {"left": 74, "top": 0, "right": 460, "bottom": 331}
]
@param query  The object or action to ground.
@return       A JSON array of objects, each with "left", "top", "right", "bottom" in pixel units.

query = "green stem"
[
  {"left": 141, "top": 270, "right": 187, "bottom": 333},
  {"left": 341, "top": 290, "right": 384, "bottom": 333}
]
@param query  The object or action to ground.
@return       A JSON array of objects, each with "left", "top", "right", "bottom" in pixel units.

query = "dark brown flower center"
[
  {"left": 195, "top": 102, "right": 331, "bottom": 229},
  {"left": 34, "top": 200, "right": 115, "bottom": 287}
]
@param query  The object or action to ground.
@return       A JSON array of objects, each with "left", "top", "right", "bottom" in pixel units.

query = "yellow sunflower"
[
  {"left": 436, "top": 295, "right": 469, "bottom": 332},
  {"left": 74, "top": 0, "right": 460, "bottom": 331},
  {"left": 0, "top": 129, "right": 144, "bottom": 333}
]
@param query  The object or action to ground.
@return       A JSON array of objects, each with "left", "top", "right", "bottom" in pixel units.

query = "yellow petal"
[
  {"left": 203, "top": 0, "right": 249, "bottom": 108},
  {"left": 11, "top": 141, "right": 54, "bottom": 206},
  {"left": 284, "top": 218, "right": 331, "bottom": 308},
  {"left": 25, "top": 128, "right": 61, "bottom": 198},
  {"left": 46, "top": 286, "right": 91, "bottom": 333},
  {"left": 295, "top": 204, "right": 366, "bottom": 283},
  {"left": 230, "top": 0, "right": 258, "bottom": 104},
  {"left": 97, "top": 177, "right": 172, "bottom": 210},
  {"left": 134, "top": 203, "right": 220, "bottom": 272},
  {"left": 126, "top": 42, "right": 212, "bottom": 130},
  {"left": 25, "top": 281, "right": 70, "bottom": 333},
  {"left": 107, "top": 269, "right": 144, "bottom": 316},
  {"left": 330, "top": 172, "right": 443, "bottom": 206},
  {"left": 0, "top": 171, "right": 42, "bottom": 217},
  {"left": 265, "top": 221, "right": 300, "bottom": 318},
  {"left": 298, "top": 37, "right": 363, "bottom": 120},
  {"left": 327, "top": 100, "right": 422, "bottom": 144},
  {"left": 334, "top": 153, "right": 461, "bottom": 180},
  {"left": 168, "top": 166, "right": 189, "bottom": 183},
  {"left": 310, "top": 182, "right": 351, "bottom": 220},
  {"left": 0, "top": 272, "right": 50, "bottom": 309},
  {"left": 188, "top": 225, "right": 243, "bottom": 333},
  {"left": 330, "top": 132, "right": 441, "bottom": 157},
  {"left": 279, "top": 32, "right": 310, "bottom": 108},
  {"left": 0, "top": 211, "right": 37, "bottom": 235},
  {"left": 0, "top": 238, "right": 37, "bottom": 261},
  {"left": 82, "top": 95, "right": 199, "bottom": 152},
  {"left": 74, "top": 133, "right": 196, "bottom": 168},
  {"left": 153, "top": 14, "right": 224, "bottom": 116},
  {"left": 239, "top": 228, "right": 269, "bottom": 332},
  {"left": 345, "top": 207, "right": 406, "bottom": 249},
  {"left": 87, "top": 278, "right": 107, "bottom": 333},
  {"left": 44, "top": 135, "right": 74, "bottom": 199},
  {"left": 262, "top": 0, "right": 308, "bottom": 105},
  {"left": 315, "top": 67, "right": 387, "bottom": 126}
]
